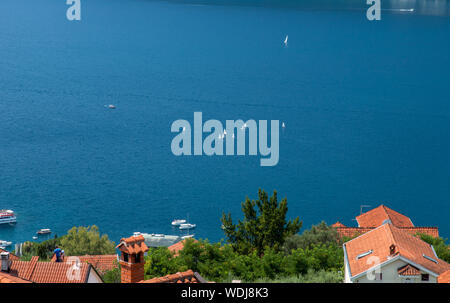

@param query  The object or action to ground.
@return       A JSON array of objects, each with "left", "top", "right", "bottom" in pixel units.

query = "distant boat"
[
  {"left": 284, "top": 35, "right": 288, "bottom": 45},
  {"left": 37, "top": 229, "right": 51, "bottom": 235},
  {"left": 282, "top": 122, "right": 285, "bottom": 128},
  {"left": 179, "top": 223, "right": 196, "bottom": 230},
  {"left": 106, "top": 104, "right": 116, "bottom": 109},
  {"left": 32, "top": 236, "right": 38, "bottom": 240},
  {"left": 0, "top": 240, "right": 12, "bottom": 247},
  {"left": 171, "top": 219, "right": 187, "bottom": 226},
  {"left": 181, "top": 234, "right": 195, "bottom": 240}
]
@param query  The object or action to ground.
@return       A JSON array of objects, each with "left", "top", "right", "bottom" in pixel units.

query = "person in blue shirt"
[{"left": 54, "top": 246, "right": 62, "bottom": 262}]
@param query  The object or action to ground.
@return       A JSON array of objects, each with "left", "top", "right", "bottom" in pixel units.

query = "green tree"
[
  {"left": 221, "top": 189, "right": 302, "bottom": 255},
  {"left": 283, "top": 221, "right": 340, "bottom": 253},
  {"left": 60, "top": 225, "right": 116, "bottom": 256},
  {"left": 102, "top": 264, "right": 121, "bottom": 283},
  {"left": 417, "top": 233, "right": 450, "bottom": 263}
]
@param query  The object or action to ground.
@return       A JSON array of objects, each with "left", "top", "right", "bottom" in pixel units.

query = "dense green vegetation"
[
  {"left": 19, "top": 225, "right": 115, "bottom": 261},
  {"left": 417, "top": 233, "right": 450, "bottom": 263},
  {"left": 221, "top": 189, "right": 302, "bottom": 256},
  {"left": 143, "top": 190, "right": 343, "bottom": 282}
]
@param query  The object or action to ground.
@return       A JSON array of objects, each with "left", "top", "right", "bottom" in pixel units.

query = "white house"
[{"left": 343, "top": 222, "right": 450, "bottom": 283}]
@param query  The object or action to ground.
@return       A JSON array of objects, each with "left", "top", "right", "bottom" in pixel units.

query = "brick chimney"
[{"left": 116, "top": 234, "right": 148, "bottom": 283}]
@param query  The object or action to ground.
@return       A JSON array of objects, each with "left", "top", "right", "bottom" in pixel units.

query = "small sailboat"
[
  {"left": 282, "top": 122, "right": 285, "bottom": 128},
  {"left": 284, "top": 35, "right": 288, "bottom": 45}
]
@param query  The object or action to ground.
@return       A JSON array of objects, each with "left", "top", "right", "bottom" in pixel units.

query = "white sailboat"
[{"left": 284, "top": 35, "right": 288, "bottom": 45}]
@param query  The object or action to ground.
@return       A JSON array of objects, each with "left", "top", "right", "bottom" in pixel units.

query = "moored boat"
[
  {"left": 0, "top": 210, "right": 16, "bottom": 225},
  {"left": 179, "top": 223, "right": 196, "bottom": 230},
  {"left": 171, "top": 219, "right": 186, "bottom": 226},
  {"left": 37, "top": 228, "right": 52, "bottom": 235}
]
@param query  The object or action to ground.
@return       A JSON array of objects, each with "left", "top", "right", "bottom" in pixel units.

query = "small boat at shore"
[
  {"left": 179, "top": 223, "right": 196, "bottom": 230},
  {"left": 181, "top": 234, "right": 195, "bottom": 240},
  {"left": 171, "top": 219, "right": 186, "bottom": 226},
  {"left": 37, "top": 229, "right": 52, "bottom": 235}
]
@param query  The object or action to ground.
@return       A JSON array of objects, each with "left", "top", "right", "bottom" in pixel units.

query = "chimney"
[
  {"left": 389, "top": 244, "right": 396, "bottom": 255},
  {"left": 1, "top": 251, "right": 11, "bottom": 272},
  {"left": 116, "top": 234, "right": 149, "bottom": 283}
]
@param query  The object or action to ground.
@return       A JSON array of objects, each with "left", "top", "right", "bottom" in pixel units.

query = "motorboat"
[
  {"left": 179, "top": 223, "right": 196, "bottom": 230},
  {"left": 0, "top": 240, "right": 12, "bottom": 247},
  {"left": 0, "top": 210, "right": 16, "bottom": 224},
  {"left": 171, "top": 219, "right": 186, "bottom": 226},
  {"left": 37, "top": 229, "right": 52, "bottom": 235}
]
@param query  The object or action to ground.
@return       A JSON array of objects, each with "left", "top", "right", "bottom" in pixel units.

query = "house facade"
[{"left": 343, "top": 223, "right": 450, "bottom": 283}]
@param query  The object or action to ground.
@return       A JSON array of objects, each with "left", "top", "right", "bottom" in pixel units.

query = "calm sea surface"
[{"left": 1, "top": 0, "right": 449, "bottom": 246}]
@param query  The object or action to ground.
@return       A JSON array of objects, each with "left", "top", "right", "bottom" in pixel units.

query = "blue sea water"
[{"left": 0, "top": 0, "right": 449, "bottom": 247}]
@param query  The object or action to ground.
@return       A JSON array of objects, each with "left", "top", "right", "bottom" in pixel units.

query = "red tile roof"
[
  {"left": 10, "top": 257, "right": 93, "bottom": 283},
  {"left": 168, "top": 239, "right": 198, "bottom": 257},
  {"left": 344, "top": 223, "right": 450, "bottom": 278},
  {"left": 398, "top": 264, "right": 421, "bottom": 276},
  {"left": 438, "top": 270, "right": 450, "bottom": 283},
  {"left": 139, "top": 270, "right": 206, "bottom": 283},
  {"left": 0, "top": 271, "right": 32, "bottom": 283},
  {"left": 51, "top": 254, "right": 118, "bottom": 273},
  {"left": 335, "top": 226, "right": 439, "bottom": 239},
  {"left": 116, "top": 235, "right": 148, "bottom": 254},
  {"left": 356, "top": 205, "right": 414, "bottom": 228}
]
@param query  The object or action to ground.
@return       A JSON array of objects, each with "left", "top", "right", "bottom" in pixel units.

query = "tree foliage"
[
  {"left": 283, "top": 221, "right": 341, "bottom": 253},
  {"left": 221, "top": 189, "right": 302, "bottom": 255},
  {"left": 60, "top": 225, "right": 116, "bottom": 256},
  {"left": 417, "top": 233, "right": 450, "bottom": 263}
]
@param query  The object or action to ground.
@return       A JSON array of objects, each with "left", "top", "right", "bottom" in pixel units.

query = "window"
[
  {"left": 135, "top": 253, "right": 141, "bottom": 263},
  {"left": 123, "top": 252, "right": 129, "bottom": 262},
  {"left": 421, "top": 274, "right": 429, "bottom": 281},
  {"left": 356, "top": 250, "right": 373, "bottom": 260}
]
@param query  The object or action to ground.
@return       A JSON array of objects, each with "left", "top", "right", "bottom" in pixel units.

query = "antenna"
[{"left": 360, "top": 204, "right": 371, "bottom": 215}]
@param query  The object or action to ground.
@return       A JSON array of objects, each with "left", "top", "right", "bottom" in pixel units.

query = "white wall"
[{"left": 347, "top": 259, "right": 437, "bottom": 283}]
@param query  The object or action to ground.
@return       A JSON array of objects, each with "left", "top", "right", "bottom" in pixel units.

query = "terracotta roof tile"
[
  {"left": 140, "top": 270, "right": 207, "bottom": 283},
  {"left": 398, "top": 264, "right": 421, "bottom": 276},
  {"left": 116, "top": 235, "right": 148, "bottom": 254},
  {"left": 356, "top": 205, "right": 414, "bottom": 228},
  {"left": 438, "top": 270, "right": 450, "bottom": 283},
  {"left": 10, "top": 259, "right": 92, "bottom": 283},
  {"left": 0, "top": 271, "right": 32, "bottom": 283},
  {"left": 344, "top": 223, "right": 450, "bottom": 278},
  {"left": 336, "top": 226, "right": 439, "bottom": 239},
  {"left": 51, "top": 254, "right": 118, "bottom": 273}
]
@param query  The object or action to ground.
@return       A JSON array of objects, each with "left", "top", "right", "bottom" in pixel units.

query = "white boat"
[
  {"left": 0, "top": 240, "right": 12, "bottom": 247},
  {"left": 171, "top": 219, "right": 186, "bottom": 226},
  {"left": 32, "top": 236, "right": 38, "bottom": 240},
  {"left": 284, "top": 35, "right": 288, "bottom": 45},
  {"left": 108, "top": 104, "right": 116, "bottom": 109},
  {"left": 179, "top": 223, "right": 196, "bottom": 230},
  {"left": 181, "top": 235, "right": 195, "bottom": 240},
  {"left": 282, "top": 122, "right": 285, "bottom": 128},
  {"left": 0, "top": 210, "right": 16, "bottom": 225},
  {"left": 37, "top": 228, "right": 52, "bottom": 235}
]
